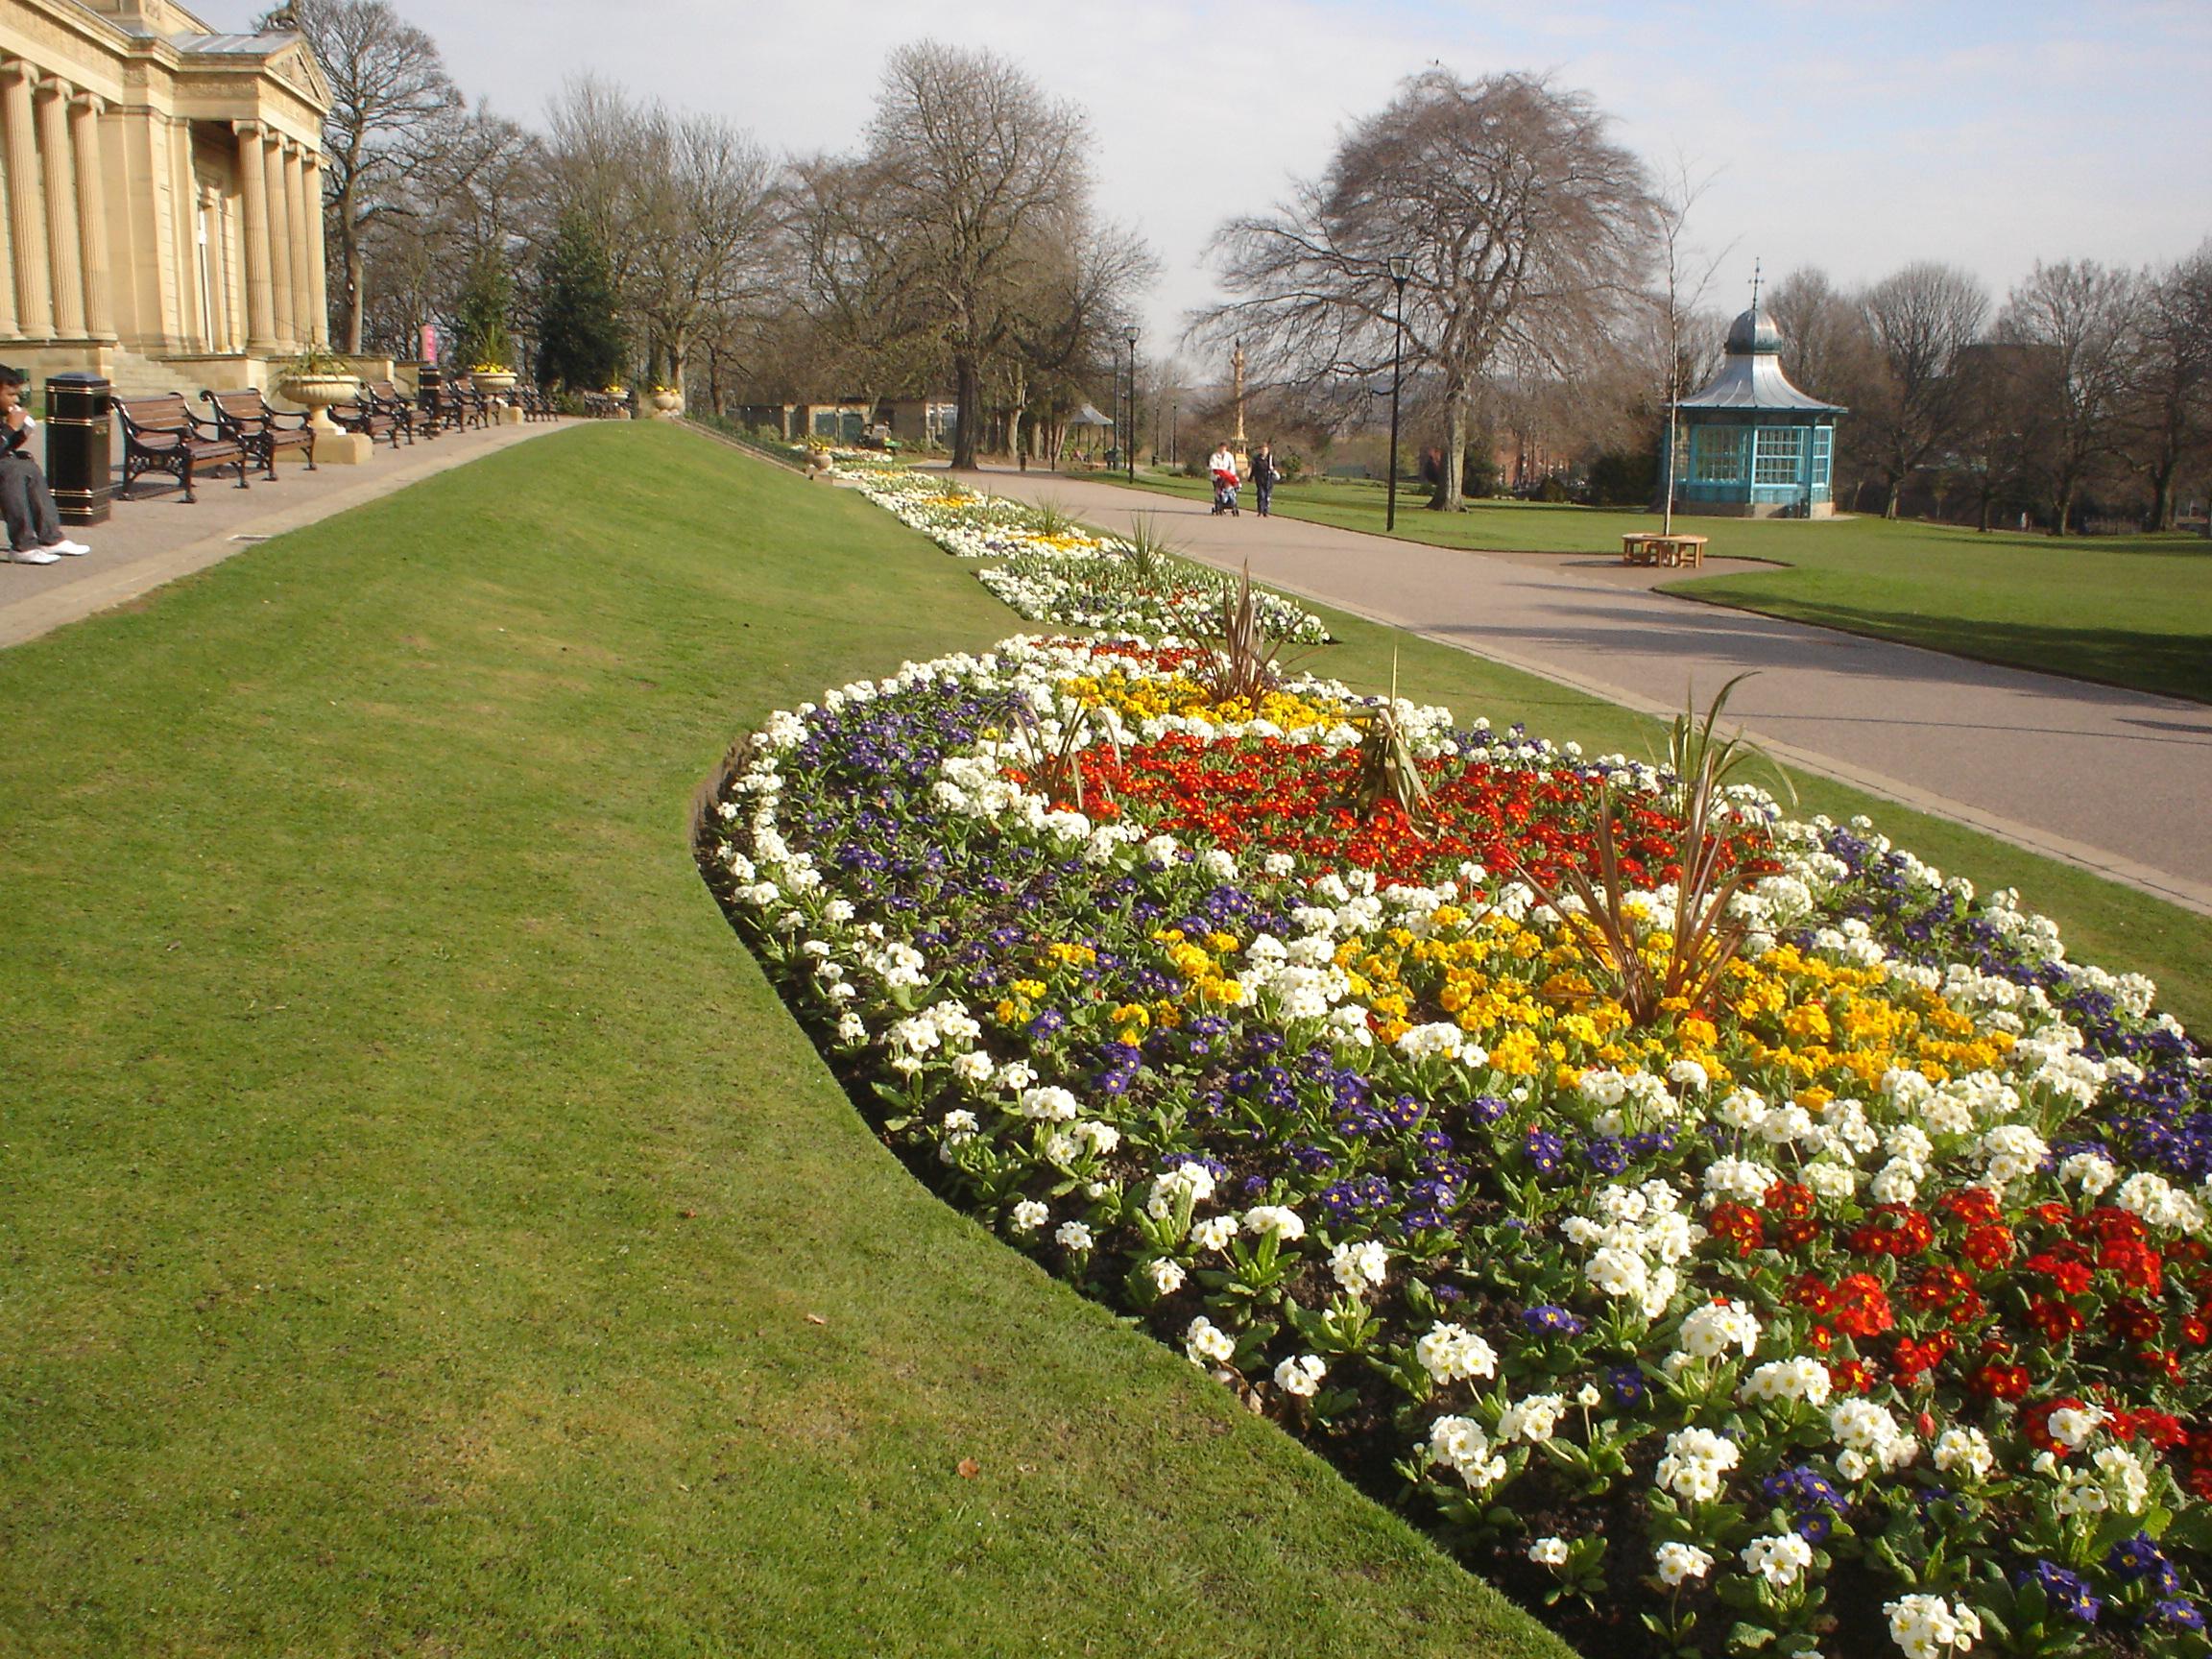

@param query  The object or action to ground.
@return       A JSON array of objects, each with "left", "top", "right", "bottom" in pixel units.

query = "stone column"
[
  {"left": 68, "top": 93, "right": 113, "bottom": 340},
  {"left": 0, "top": 99, "right": 15, "bottom": 338},
  {"left": 262, "top": 133, "right": 296, "bottom": 348},
  {"left": 283, "top": 144, "right": 315, "bottom": 351},
  {"left": 300, "top": 152, "right": 327, "bottom": 346},
  {"left": 3, "top": 62, "right": 53, "bottom": 337},
  {"left": 234, "top": 121, "right": 276, "bottom": 353},
  {"left": 35, "top": 78, "right": 84, "bottom": 338}
]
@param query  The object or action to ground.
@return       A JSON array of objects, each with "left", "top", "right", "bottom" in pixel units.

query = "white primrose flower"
[
  {"left": 1741, "top": 1357, "right": 1833, "bottom": 1407},
  {"left": 1674, "top": 1298, "right": 1761, "bottom": 1361},
  {"left": 1330, "top": 1239, "right": 1390, "bottom": 1295},
  {"left": 1497, "top": 1393, "right": 1568, "bottom": 1445},
  {"left": 1415, "top": 1322, "right": 1499, "bottom": 1384},
  {"left": 1147, "top": 1258, "right": 1187, "bottom": 1295},
  {"left": 1527, "top": 1536, "right": 1571, "bottom": 1567},
  {"left": 1932, "top": 1427, "right": 1995, "bottom": 1479},
  {"left": 1742, "top": 1530, "right": 1815, "bottom": 1588},
  {"left": 1428, "top": 1415, "right": 1508, "bottom": 1491},
  {"left": 1020, "top": 1086, "right": 1082, "bottom": 1122},
  {"left": 1886, "top": 1594, "right": 1982, "bottom": 1659},
  {"left": 1190, "top": 1215, "right": 1238, "bottom": 1253},
  {"left": 1185, "top": 1316, "right": 1236, "bottom": 1367},
  {"left": 1010, "top": 1200, "right": 1048, "bottom": 1233},
  {"left": 1655, "top": 1541, "right": 1714, "bottom": 1586},
  {"left": 1274, "top": 1355, "right": 1327, "bottom": 1397},
  {"left": 1655, "top": 1426, "right": 1741, "bottom": 1503},
  {"left": 1830, "top": 1400, "right": 1917, "bottom": 1472},
  {"left": 1147, "top": 1161, "right": 1219, "bottom": 1219},
  {"left": 2046, "top": 1403, "right": 2106, "bottom": 1451},
  {"left": 1241, "top": 1205, "right": 1307, "bottom": 1242},
  {"left": 1053, "top": 1220, "right": 1094, "bottom": 1252}
]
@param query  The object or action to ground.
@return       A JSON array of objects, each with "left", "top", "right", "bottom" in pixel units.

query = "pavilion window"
[
  {"left": 1812, "top": 427, "right": 1833, "bottom": 489},
  {"left": 1691, "top": 427, "right": 1744, "bottom": 484},
  {"left": 1753, "top": 426, "right": 1802, "bottom": 487}
]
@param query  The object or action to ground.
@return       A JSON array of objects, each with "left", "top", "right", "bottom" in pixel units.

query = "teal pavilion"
[{"left": 1666, "top": 303, "right": 1845, "bottom": 518}]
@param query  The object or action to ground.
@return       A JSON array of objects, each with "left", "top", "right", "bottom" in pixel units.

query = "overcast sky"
[{"left": 204, "top": 0, "right": 2211, "bottom": 365}]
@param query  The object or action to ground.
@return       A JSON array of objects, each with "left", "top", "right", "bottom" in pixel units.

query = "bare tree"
[
  {"left": 270, "top": 0, "right": 457, "bottom": 352},
  {"left": 2117, "top": 245, "right": 2212, "bottom": 530},
  {"left": 1859, "top": 262, "right": 1991, "bottom": 518},
  {"left": 1649, "top": 157, "right": 1731, "bottom": 532},
  {"left": 1766, "top": 267, "right": 1870, "bottom": 406},
  {"left": 1200, "top": 70, "right": 1654, "bottom": 512},
  {"left": 854, "top": 41, "right": 1094, "bottom": 469},
  {"left": 1997, "top": 259, "right": 2140, "bottom": 535}
]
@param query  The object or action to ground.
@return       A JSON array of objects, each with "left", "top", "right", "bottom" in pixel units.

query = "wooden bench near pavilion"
[{"left": 1621, "top": 531, "right": 1708, "bottom": 568}]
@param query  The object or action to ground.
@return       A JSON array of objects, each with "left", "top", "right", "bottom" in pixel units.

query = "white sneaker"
[
  {"left": 8, "top": 547, "right": 60, "bottom": 565},
  {"left": 47, "top": 539, "right": 89, "bottom": 556}
]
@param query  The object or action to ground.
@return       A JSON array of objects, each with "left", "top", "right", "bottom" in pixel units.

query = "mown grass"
[
  {"left": 0, "top": 423, "right": 1573, "bottom": 1658},
  {"left": 1109, "top": 470, "right": 2212, "bottom": 703}
]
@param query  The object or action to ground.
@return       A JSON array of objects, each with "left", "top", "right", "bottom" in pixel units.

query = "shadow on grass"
[{"left": 1666, "top": 591, "right": 2211, "bottom": 705}]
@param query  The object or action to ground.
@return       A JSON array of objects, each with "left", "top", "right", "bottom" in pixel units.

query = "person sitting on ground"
[
  {"left": 1208, "top": 441, "right": 1240, "bottom": 517},
  {"left": 0, "top": 366, "right": 90, "bottom": 565}
]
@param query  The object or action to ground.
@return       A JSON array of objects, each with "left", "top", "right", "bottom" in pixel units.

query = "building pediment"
[{"left": 263, "top": 36, "right": 327, "bottom": 105}]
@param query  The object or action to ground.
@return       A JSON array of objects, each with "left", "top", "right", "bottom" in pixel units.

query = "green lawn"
[
  {"left": 0, "top": 424, "right": 2204, "bottom": 1657},
  {"left": 1110, "top": 470, "right": 2212, "bottom": 703},
  {"left": 0, "top": 425, "right": 1569, "bottom": 1658}
]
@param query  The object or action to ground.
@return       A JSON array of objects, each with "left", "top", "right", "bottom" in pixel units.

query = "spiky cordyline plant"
[
  {"left": 1511, "top": 676, "right": 1782, "bottom": 1028},
  {"left": 1193, "top": 563, "right": 1315, "bottom": 707},
  {"left": 1027, "top": 496, "right": 1079, "bottom": 539},
  {"left": 1010, "top": 694, "right": 1120, "bottom": 816},
  {"left": 1121, "top": 512, "right": 1178, "bottom": 590},
  {"left": 1334, "top": 654, "right": 1435, "bottom": 829}
]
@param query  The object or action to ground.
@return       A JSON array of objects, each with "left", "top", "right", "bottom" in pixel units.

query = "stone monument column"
[
  {"left": 234, "top": 121, "right": 277, "bottom": 353},
  {"left": 35, "top": 77, "right": 85, "bottom": 339},
  {"left": 263, "top": 133, "right": 296, "bottom": 348},
  {"left": 0, "top": 60, "right": 50, "bottom": 337},
  {"left": 0, "top": 102, "right": 15, "bottom": 339},
  {"left": 300, "top": 152, "right": 327, "bottom": 346},
  {"left": 283, "top": 143, "right": 315, "bottom": 351},
  {"left": 68, "top": 92, "right": 113, "bottom": 340}
]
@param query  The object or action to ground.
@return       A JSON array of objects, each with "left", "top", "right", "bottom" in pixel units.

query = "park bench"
[
  {"left": 333, "top": 378, "right": 421, "bottom": 448},
  {"left": 114, "top": 393, "right": 251, "bottom": 503},
  {"left": 517, "top": 383, "right": 559, "bottom": 422},
  {"left": 202, "top": 388, "right": 316, "bottom": 479},
  {"left": 581, "top": 390, "right": 630, "bottom": 419},
  {"left": 1621, "top": 531, "right": 1708, "bottom": 569}
]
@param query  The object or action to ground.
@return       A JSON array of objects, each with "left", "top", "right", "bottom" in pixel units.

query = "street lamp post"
[
  {"left": 1170, "top": 401, "right": 1178, "bottom": 470},
  {"left": 1385, "top": 253, "right": 1411, "bottom": 533},
  {"left": 1124, "top": 327, "right": 1139, "bottom": 481}
]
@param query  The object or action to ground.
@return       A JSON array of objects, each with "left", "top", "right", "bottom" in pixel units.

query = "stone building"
[{"left": 0, "top": 0, "right": 330, "bottom": 394}]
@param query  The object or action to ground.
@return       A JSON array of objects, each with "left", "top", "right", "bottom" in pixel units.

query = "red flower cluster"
[{"left": 1072, "top": 734, "right": 1771, "bottom": 889}]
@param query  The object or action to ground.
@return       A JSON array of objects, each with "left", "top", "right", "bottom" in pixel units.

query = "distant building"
[
  {"left": 1665, "top": 303, "right": 1845, "bottom": 518},
  {"left": 0, "top": 0, "right": 332, "bottom": 393}
]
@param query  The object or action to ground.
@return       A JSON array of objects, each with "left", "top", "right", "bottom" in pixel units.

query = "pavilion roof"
[{"left": 1675, "top": 304, "right": 1847, "bottom": 415}]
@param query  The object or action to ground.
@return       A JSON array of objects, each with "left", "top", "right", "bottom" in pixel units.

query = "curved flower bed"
[
  {"left": 705, "top": 628, "right": 2212, "bottom": 1659},
  {"left": 850, "top": 466, "right": 1333, "bottom": 643}
]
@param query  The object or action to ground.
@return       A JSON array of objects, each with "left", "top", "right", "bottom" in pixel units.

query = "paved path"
[
  {"left": 974, "top": 469, "right": 2212, "bottom": 917},
  {"left": 0, "top": 418, "right": 568, "bottom": 651}
]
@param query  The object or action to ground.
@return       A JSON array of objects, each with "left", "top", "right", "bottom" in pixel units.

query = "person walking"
[
  {"left": 1251, "top": 442, "right": 1280, "bottom": 517},
  {"left": 0, "top": 367, "right": 91, "bottom": 565},
  {"left": 1208, "top": 442, "right": 1239, "bottom": 516}
]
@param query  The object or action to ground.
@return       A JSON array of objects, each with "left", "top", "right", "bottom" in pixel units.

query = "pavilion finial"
[{"left": 1749, "top": 257, "right": 1763, "bottom": 312}]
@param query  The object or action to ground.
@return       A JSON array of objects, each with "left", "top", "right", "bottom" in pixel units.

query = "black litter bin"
[{"left": 45, "top": 372, "right": 112, "bottom": 526}]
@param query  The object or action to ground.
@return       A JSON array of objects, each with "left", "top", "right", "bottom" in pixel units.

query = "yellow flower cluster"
[
  {"left": 1143, "top": 906, "right": 2016, "bottom": 1100},
  {"left": 1062, "top": 669, "right": 1350, "bottom": 732}
]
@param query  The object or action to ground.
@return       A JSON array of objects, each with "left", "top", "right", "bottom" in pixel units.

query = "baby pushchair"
[{"left": 1211, "top": 468, "right": 1240, "bottom": 516}]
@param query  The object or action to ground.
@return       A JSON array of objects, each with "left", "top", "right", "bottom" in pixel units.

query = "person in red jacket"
[{"left": 0, "top": 366, "right": 91, "bottom": 565}]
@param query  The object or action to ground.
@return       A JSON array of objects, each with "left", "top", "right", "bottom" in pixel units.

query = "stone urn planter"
[
  {"left": 278, "top": 373, "right": 363, "bottom": 436},
  {"left": 474, "top": 371, "right": 517, "bottom": 396},
  {"left": 649, "top": 388, "right": 683, "bottom": 420}
]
